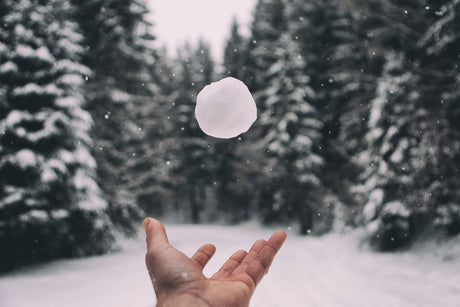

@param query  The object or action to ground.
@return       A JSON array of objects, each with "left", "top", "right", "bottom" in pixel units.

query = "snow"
[
  {"left": 56, "top": 74, "right": 84, "bottom": 87},
  {"left": 4, "top": 111, "right": 73, "bottom": 145},
  {"left": 0, "top": 150, "right": 39, "bottom": 170},
  {"left": 0, "top": 61, "right": 18, "bottom": 74},
  {"left": 15, "top": 149, "right": 38, "bottom": 168},
  {"left": 57, "top": 149, "right": 76, "bottom": 164},
  {"left": 55, "top": 96, "right": 81, "bottom": 108},
  {"left": 4, "top": 110, "right": 27, "bottom": 127},
  {"left": 18, "top": 209, "right": 48, "bottom": 222},
  {"left": 73, "top": 169, "right": 98, "bottom": 191},
  {"left": 53, "top": 59, "right": 91, "bottom": 76},
  {"left": 390, "top": 138, "right": 409, "bottom": 163},
  {"left": 0, "top": 188, "right": 24, "bottom": 208},
  {"left": 110, "top": 89, "right": 132, "bottom": 104},
  {"left": 14, "top": 44, "right": 36, "bottom": 59},
  {"left": 1, "top": 223, "right": 459, "bottom": 307},
  {"left": 13, "top": 24, "right": 32, "bottom": 40},
  {"left": 436, "top": 204, "right": 460, "bottom": 227},
  {"left": 36, "top": 47, "right": 55, "bottom": 64},
  {"left": 50, "top": 209, "right": 69, "bottom": 220},
  {"left": 12, "top": 83, "right": 61, "bottom": 98},
  {"left": 41, "top": 166, "right": 58, "bottom": 183},
  {"left": 14, "top": 45, "right": 55, "bottom": 64},
  {"left": 73, "top": 169, "right": 107, "bottom": 211},
  {"left": 195, "top": 77, "right": 257, "bottom": 139},
  {"left": 382, "top": 201, "right": 410, "bottom": 217},
  {"left": 418, "top": 0, "right": 459, "bottom": 54},
  {"left": 363, "top": 189, "right": 384, "bottom": 221},
  {"left": 74, "top": 145, "right": 97, "bottom": 169}
]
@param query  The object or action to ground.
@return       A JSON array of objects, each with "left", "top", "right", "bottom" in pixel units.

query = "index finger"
[{"left": 246, "top": 230, "right": 287, "bottom": 286}]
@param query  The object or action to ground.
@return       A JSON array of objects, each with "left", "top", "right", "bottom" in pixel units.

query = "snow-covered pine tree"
[
  {"left": 287, "top": 0, "right": 342, "bottom": 100},
  {"left": 109, "top": 0, "right": 172, "bottom": 227},
  {"left": 0, "top": 0, "right": 113, "bottom": 271},
  {"left": 71, "top": 0, "right": 163, "bottom": 234},
  {"left": 121, "top": 51, "right": 173, "bottom": 219},
  {"left": 166, "top": 41, "right": 217, "bottom": 223},
  {"left": 208, "top": 20, "right": 257, "bottom": 223},
  {"left": 287, "top": 0, "right": 370, "bottom": 220},
  {"left": 258, "top": 33, "right": 323, "bottom": 234},
  {"left": 244, "top": 0, "right": 287, "bottom": 94},
  {"left": 418, "top": 0, "right": 460, "bottom": 235},
  {"left": 223, "top": 18, "right": 247, "bottom": 80},
  {"left": 357, "top": 52, "right": 423, "bottom": 250},
  {"left": 352, "top": 0, "right": 460, "bottom": 249},
  {"left": 211, "top": 136, "right": 255, "bottom": 224},
  {"left": 244, "top": 1, "right": 293, "bottom": 223}
]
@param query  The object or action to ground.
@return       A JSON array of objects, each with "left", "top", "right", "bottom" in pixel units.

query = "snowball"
[{"left": 195, "top": 77, "right": 257, "bottom": 139}]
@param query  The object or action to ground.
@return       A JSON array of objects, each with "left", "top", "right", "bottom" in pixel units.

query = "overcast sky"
[{"left": 146, "top": 0, "right": 257, "bottom": 62}]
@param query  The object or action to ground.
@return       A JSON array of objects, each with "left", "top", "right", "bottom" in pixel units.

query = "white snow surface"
[
  {"left": 0, "top": 223, "right": 459, "bottom": 307},
  {"left": 195, "top": 77, "right": 257, "bottom": 139}
]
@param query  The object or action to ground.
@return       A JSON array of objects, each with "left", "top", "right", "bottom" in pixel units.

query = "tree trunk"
[
  {"left": 188, "top": 186, "right": 200, "bottom": 224},
  {"left": 299, "top": 204, "right": 313, "bottom": 235}
]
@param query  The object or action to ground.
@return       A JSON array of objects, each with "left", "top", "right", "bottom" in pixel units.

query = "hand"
[{"left": 143, "top": 218, "right": 287, "bottom": 307}]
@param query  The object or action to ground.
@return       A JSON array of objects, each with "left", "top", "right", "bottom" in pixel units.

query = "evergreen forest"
[{"left": 1, "top": 0, "right": 459, "bottom": 271}]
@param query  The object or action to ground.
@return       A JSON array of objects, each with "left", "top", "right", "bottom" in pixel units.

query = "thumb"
[{"left": 143, "top": 218, "right": 169, "bottom": 249}]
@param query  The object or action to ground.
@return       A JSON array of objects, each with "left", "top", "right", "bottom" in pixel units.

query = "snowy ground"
[{"left": 1, "top": 222, "right": 460, "bottom": 307}]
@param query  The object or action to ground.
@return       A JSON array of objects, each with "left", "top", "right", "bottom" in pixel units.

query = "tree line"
[{"left": 0, "top": 0, "right": 459, "bottom": 271}]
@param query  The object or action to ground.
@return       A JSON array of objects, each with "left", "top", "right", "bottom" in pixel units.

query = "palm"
[{"left": 144, "top": 218, "right": 286, "bottom": 307}]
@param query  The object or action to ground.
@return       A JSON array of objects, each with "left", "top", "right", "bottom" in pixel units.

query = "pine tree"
[
  {"left": 0, "top": 0, "right": 113, "bottom": 271},
  {"left": 244, "top": 0, "right": 288, "bottom": 93},
  {"left": 354, "top": 0, "right": 460, "bottom": 249},
  {"left": 166, "top": 41, "right": 216, "bottom": 223},
  {"left": 258, "top": 33, "right": 323, "bottom": 234},
  {"left": 71, "top": 0, "right": 163, "bottom": 233},
  {"left": 358, "top": 52, "right": 422, "bottom": 249},
  {"left": 288, "top": 0, "right": 339, "bottom": 97},
  {"left": 287, "top": 0, "right": 367, "bottom": 217},
  {"left": 211, "top": 20, "right": 256, "bottom": 223},
  {"left": 123, "top": 47, "right": 173, "bottom": 218},
  {"left": 417, "top": 0, "right": 460, "bottom": 235},
  {"left": 223, "top": 18, "right": 247, "bottom": 79}
]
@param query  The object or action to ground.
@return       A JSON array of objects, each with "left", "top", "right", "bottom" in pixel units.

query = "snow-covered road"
[{"left": 1, "top": 223, "right": 459, "bottom": 307}]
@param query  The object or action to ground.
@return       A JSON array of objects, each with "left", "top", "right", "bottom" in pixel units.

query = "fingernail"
[{"left": 142, "top": 218, "right": 150, "bottom": 233}]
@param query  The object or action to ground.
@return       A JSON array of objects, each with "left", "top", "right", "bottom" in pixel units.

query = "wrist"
[{"left": 157, "top": 293, "right": 212, "bottom": 307}]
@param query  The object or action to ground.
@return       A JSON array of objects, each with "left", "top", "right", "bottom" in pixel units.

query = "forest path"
[{"left": 1, "top": 223, "right": 459, "bottom": 307}]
